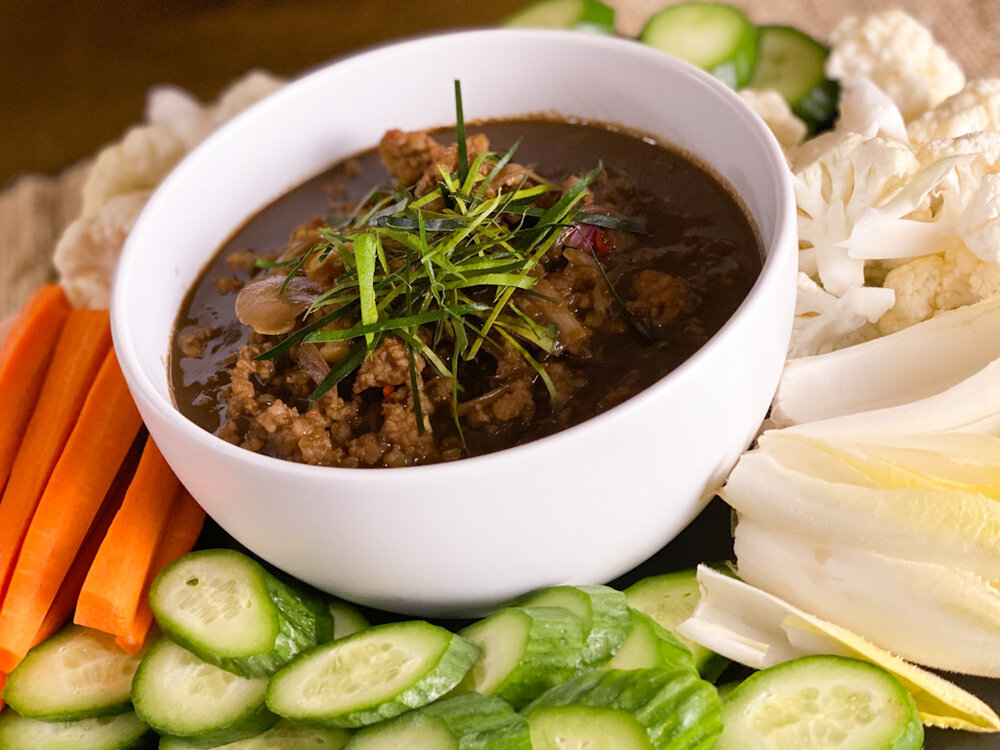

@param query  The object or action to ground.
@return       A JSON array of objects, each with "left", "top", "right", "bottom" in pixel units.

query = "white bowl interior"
[{"left": 113, "top": 29, "right": 795, "bottom": 615}]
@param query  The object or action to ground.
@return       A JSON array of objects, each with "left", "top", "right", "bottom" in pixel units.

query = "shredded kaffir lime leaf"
[{"left": 256, "top": 81, "right": 637, "bottom": 438}]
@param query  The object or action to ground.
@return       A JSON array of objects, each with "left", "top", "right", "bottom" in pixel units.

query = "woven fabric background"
[{"left": 1, "top": 0, "right": 994, "bottom": 318}]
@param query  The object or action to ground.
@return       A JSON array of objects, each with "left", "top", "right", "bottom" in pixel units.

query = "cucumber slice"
[
  {"left": 747, "top": 25, "right": 839, "bottom": 134},
  {"left": 527, "top": 668, "right": 723, "bottom": 750},
  {"left": 605, "top": 609, "right": 696, "bottom": 674},
  {"left": 3, "top": 625, "right": 141, "bottom": 721},
  {"left": 528, "top": 705, "right": 653, "bottom": 750},
  {"left": 716, "top": 656, "right": 923, "bottom": 750},
  {"left": 639, "top": 2, "right": 760, "bottom": 89},
  {"left": 423, "top": 693, "right": 530, "bottom": 750},
  {"left": 625, "top": 569, "right": 730, "bottom": 681},
  {"left": 328, "top": 600, "right": 369, "bottom": 640},
  {"left": 455, "top": 606, "right": 584, "bottom": 709},
  {"left": 346, "top": 693, "right": 529, "bottom": 750},
  {"left": 0, "top": 708, "right": 152, "bottom": 750},
  {"left": 715, "top": 681, "right": 740, "bottom": 702},
  {"left": 266, "top": 620, "right": 479, "bottom": 728},
  {"left": 150, "top": 549, "right": 334, "bottom": 677},
  {"left": 343, "top": 711, "right": 455, "bottom": 750},
  {"left": 132, "top": 637, "right": 278, "bottom": 746},
  {"left": 520, "top": 585, "right": 630, "bottom": 666},
  {"left": 158, "top": 720, "right": 350, "bottom": 749},
  {"left": 503, "top": 0, "right": 615, "bottom": 33}
]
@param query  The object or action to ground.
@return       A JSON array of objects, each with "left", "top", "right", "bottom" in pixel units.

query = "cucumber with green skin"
[
  {"left": 625, "top": 569, "right": 730, "bottom": 681},
  {"left": 605, "top": 608, "right": 696, "bottom": 674},
  {"left": 519, "top": 585, "right": 630, "bottom": 666},
  {"left": 328, "top": 599, "right": 370, "bottom": 641},
  {"left": 504, "top": 0, "right": 615, "bottom": 33},
  {"left": 716, "top": 655, "right": 923, "bottom": 750},
  {"left": 526, "top": 667, "right": 723, "bottom": 750},
  {"left": 639, "top": 2, "right": 760, "bottom": 89},
  {"left": 528, "top": 704, "right": 654, "bottom": 750},
  {"left": 266, "top": 620, "right": 480, "bottom": 728},
  {"left": 345, "top": 693, "right": 530, "bottom": 750},
  {"left": 2, "top": 625, "right": 141, "bottom": 721},
  {"left": 132, "top": 637, "right": 279, "bottom": 747},
  {"left": 0, "top": 709, "right": 153, "bottom": 750},
  {"left": 149, "top": 549, "right": 334, "bottom": 678},
  {"left": 748, "top": 25, "right": 839, "bottom": 134},
  {"left": 454, "top": 606, "right": 585, "bottom": 709},
  {"left": 158, "top": 720, "right": 350, "bottom": 750}
]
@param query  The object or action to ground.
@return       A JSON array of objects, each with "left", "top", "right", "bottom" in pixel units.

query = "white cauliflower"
[
  {"left": 826, "top": 9, "right": 965, "bottom": 122},
  {"left": 959, "top": 173, "right": 1000, "bottom": 264},
  {"left": 835, "top": 76, "right": 908, "bottom": 143},
  {"left": 738, "top": 89, "right": 807, "bottom": 151},
  {"left": 53, "top": 192, "right": 151, "bottom": 308},
  {"left": 795, "top": 134, "right": 918, "bottom": 296},
  {"left": 971, "top": 259, "right": 1000, "bottom": 299},
  {"left": 916, "top": 132, "right": 1000, "bottom": 264},
  {"left": 877, "top": 240, "right": 984, "bottom": 334},
  {"left": 58, "top": 69, "right": 285, "bottom": 307},
  {"left": 147, "top": 69, "right": 285, "bottom": 150},
  {"left": 789, "top": 272, "right": 894, "bottom": 357},
  {"left": 80, "top": 124, "right": 185, "bottom": 217},
  {"left": 907, "top": 80, "right": 1000, "bottom": 145}
]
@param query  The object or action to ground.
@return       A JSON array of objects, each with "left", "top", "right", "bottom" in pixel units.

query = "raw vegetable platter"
[{"left": 3, "top": 0, "right": 1000, "bottom": 748}]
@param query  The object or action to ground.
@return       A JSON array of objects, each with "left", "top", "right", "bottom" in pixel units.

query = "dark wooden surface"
[{"left": 0, "top": 0, "right": 528, "bottom": 189}]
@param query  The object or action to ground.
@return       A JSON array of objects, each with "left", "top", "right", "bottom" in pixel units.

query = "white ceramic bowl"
[{"left": 112, "top": 29, "right": 796, "bottom": 617}]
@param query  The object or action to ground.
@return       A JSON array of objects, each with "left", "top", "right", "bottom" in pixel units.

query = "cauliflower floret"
[
  {"left": 835, "top": 76, "right": 908, "bottom": 142},
  {"left": 786, "top": 76, "right": 908, "bottom": 172},
  {"left": 146, "top": 69, "right": 285, "bottom": 150},
  {"left": 739, "top": 89, "right": 807, "bottom": 150},
  {"left": 971, "top": 260, "right": 1000, "bottom": 299},
  {"left": 907, "top": 80, "right": 1000, "bottom": 145},
  {"left": 789, "top": 272, "right": 894, "bottom": 357},
  {"left": 57, "top": 69, "right": 286, "bottom": 308},
  {"left": 795, "top": 134, "right": 918, "bottom": 296},
  {"left": 916, "top": 132, "right": 1000, "bottom": 264},
  {"left": 958, "top": 173, "right": 1000, "bottom": 264},
  {"left": 826, "top": 9, "right": 965, "bottom": 122},
  {"left": 53, "top": 192, "right": 151, "bottom": 308},
  {"left": 877, "top": 240, "right": 983, "bottom": 334},
  {"left": 80, "top": 124, "right": 185, "bottom": 217}
]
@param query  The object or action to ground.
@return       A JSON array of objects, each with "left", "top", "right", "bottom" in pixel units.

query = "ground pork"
[
  {"left": 627, "top": 270, "right": 692, "bottom": 327},
  {"left": 378, "top": 128, "right": 447, "bottom": 186},
  {"left": 177, "top": 325, "right": 217, "bottom": 358},
  {"left": 353, "top": 336, "right": 424, "bottom": 392},
  {"left": 228, "top": 344, "right": 275, "bottom": 418}
]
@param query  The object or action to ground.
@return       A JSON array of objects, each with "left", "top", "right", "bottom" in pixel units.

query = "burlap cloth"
[{"left": 2, "top": 0, "right": 995, "bottom": 319}]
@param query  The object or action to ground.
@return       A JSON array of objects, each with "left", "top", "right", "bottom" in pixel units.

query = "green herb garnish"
[{"left": 255, "top": 81, "right": 636, "bottom": 439}]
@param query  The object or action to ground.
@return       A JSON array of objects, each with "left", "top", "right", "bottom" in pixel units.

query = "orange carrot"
[
  {"left": 35, "top": 435, "right": 144, "bottom": 648},
  {"left": 75, "top": 436, "right": 182, "bottom": 635},
  {"left": 0, "top": 312, "right": 111, "bottom": 607},
  {"left": 0, "top": 285, "right": 71, "bottom": 492},
  {"left": 0, "top": 309, "right": 111, "bottom": 603},
  {"left": 115, "top": 490, "right": 206, "bottom": 654},
  {"left": 0, "top": 349, "right": 142, "bottom": 673}
]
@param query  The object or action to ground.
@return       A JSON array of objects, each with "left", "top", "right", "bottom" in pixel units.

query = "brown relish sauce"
[{"left": 171, "top": 119, "right": 762, "bottom": 468}]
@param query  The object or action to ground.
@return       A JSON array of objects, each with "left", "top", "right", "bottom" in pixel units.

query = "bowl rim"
[{"left": 111, "top": 27, "right": 796, "bottom": 481}]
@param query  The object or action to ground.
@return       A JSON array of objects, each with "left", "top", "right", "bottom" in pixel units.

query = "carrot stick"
[
  {"left": 0, "top": 309, "right": 111, "bottom": 604},
  {"left": 0, "top": 349, "right": 142, "bottom": 673},
  {"left": 115, "top": 490, "right": 206, "bottom": 654},
  {"left": 0, "top": 285, "right": 71, "bottom": 493},
  {"left": 75, "top": 436, "right": 182, "bottom": 635},
  {"left": 35, "top": 434, "right": 144, "bottom": 648}
]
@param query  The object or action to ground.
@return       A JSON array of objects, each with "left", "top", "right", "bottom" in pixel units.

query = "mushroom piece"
[{"left": 234, "top": 274, "right": 321, "bottom": 335}]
